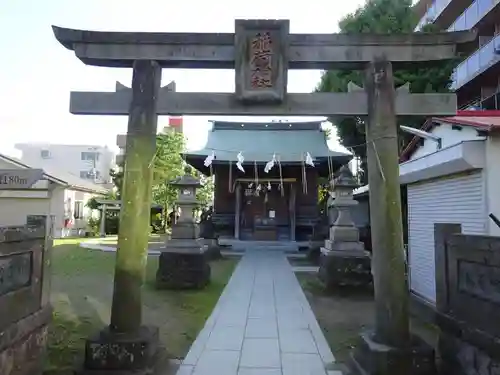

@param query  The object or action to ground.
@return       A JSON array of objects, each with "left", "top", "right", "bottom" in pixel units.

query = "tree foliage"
[
  {"left": 110, "top": 168, "right": 123, "bottom": 199},
  {"left": 111, "top": 129, "right": 214, "bottom": 218},
  {"left": 316, "top": 0, "right": 457, "bottom": 184},
  {"left": 151, "top": 129, "right": 186, "bottom": 211}
]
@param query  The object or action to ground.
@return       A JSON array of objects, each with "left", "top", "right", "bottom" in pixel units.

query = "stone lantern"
[
  {"left": 156, "top": 174, "right": 210, "bottom": 289},
  {"left": 318, "top": 165, "right": 372, "bottom": 289}
]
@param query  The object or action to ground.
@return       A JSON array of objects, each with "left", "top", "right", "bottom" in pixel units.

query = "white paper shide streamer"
[
  {"left": 264, "top": 154, "right": 276, "bottom": 173},
  {"left": 305, "top": 152, "right": 315, "bottom": 167},
  {"left": 204, "top": 151, "right": 215, "bottom": 167},
  {"left": 236, "top": 152, "right": 245, "bottom": 172}
]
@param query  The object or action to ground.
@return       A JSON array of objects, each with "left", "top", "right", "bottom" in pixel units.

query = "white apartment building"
[
  {"left": 414, "top": 0, "right": 500, "bottom": 109},
  {"left": 15, "top": 143, "right": 115, "bottom": 184}
]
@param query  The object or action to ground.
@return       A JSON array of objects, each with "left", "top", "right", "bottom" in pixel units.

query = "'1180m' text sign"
[{"left": 0, "top": 169, "right": 44, "bottom": 189}]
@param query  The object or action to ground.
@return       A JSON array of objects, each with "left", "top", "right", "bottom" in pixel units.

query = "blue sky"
[{"left": 0, "top": 0, "right": 367, "bottom": 157}]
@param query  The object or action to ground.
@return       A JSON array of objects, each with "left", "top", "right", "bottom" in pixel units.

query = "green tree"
[
  {"left": 152, "top": 129, "right": 186, "bottom": 211},
  {"left": 152, "top": 130, "right": 214, "bottom": 218},
  {"left": 316, "top": 0, "right": 457, "bottom": 184},
  {"left": 111, "top": 129, "right": 214, "bottom": 223},
  {"left": 110, "top": 167, "right": 123, "bottom": 199}
]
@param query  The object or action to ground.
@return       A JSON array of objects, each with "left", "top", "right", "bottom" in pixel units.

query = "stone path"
[{"left": 177, "top": 250, "right": 340, "bottom": 375}]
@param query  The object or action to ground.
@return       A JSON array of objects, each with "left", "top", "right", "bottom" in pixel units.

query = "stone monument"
[
  {"left": 0, "top": 221, "right": 52, "bottom": 375},
  {"left": 318, "top": 165, "right": 372, "bottom": 289},
  {"left": 156, "top": 175, "right": 210, "bottom": 289}
]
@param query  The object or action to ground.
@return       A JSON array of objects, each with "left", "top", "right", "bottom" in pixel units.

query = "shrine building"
[{"left": 184, "top": 120, "right": 351, "bottom": 247}]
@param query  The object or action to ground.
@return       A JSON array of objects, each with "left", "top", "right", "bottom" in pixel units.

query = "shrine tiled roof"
[{"left": 184, "top": 121, "right": 351, "bottom": 163}]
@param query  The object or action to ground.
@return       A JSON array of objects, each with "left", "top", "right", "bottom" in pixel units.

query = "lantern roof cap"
[
  {"left": 332, "top": 165, "right": 359, "bottom": 188},
  {"left": 170, "top": 174, "right": 201, "bottom": 187}
]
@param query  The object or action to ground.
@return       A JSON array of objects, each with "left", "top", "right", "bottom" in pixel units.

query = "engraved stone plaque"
[
  {"left": 458, "top": 260, "right": 500, "bottom": 305},
  {"left": 0, "top": 252, "right": 33, "bottom": 296},
  {"left": 235, "top": 19, "right": 289, "bottom": 103}
]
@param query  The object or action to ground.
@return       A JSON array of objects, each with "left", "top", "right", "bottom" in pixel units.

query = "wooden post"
[
  {"left": 235, "top": 182, "right": 241, "bottom": 239},
  {"left": 364, "top": 57, "right": 410, "bottom": 347},
  {"left": 109, "top": 60, "right": 161, "bottom": 333},
  {"left": 99, "top": 204, "right": 107, "bottom": 237}
]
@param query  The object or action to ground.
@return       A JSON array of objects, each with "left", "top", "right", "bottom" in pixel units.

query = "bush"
[{"left": 87, "top": 217, "right": 100, "bottom": 237}]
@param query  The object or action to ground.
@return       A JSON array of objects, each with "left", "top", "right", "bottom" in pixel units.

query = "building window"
[
  {"left": 40, "top": 150, "right": 51, "bottom": 159},
  {"left": 80, "top": 170, "right": 102, "bottom": 180},
  {"left": 74, "top": 201, "right": 84, "bottom": 219},
  {"left": 81, "top": 151, "right": 100, "bottom": 161},
  {"left": 80, "top": 170, "right": 101, "bottom": 180}
]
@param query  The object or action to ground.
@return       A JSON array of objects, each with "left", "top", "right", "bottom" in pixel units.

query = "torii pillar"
[
  {"left": 349, "top": 60, "right": 436, "bottom": 375},
  {"left": 80, "top": 63, "right": 166, "bottom": 374}
]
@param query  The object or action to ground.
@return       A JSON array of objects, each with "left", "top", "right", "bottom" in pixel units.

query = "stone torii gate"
[{"left": 52, "top": 20, "right": 474, "bottom": 375}]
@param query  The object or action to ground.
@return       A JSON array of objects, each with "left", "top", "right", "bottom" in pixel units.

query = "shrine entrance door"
[{"left": 239, "top": 181, "right": 292, "bottom": 241}]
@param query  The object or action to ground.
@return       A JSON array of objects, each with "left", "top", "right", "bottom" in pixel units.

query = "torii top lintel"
[{"left": 51, "top": 20, "right": 475, "bottom": 70}]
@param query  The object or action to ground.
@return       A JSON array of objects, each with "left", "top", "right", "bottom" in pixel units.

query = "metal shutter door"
[{"left": 407, "top": 171, "right": 486, "bottom": 304}]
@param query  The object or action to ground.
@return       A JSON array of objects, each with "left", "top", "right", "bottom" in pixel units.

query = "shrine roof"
[{"left": 184, "top": 120, "right": 351, "bottom": 164}]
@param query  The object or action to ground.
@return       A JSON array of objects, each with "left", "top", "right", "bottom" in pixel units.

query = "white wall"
[
  {"left": 486, "top": 135, "right": 500, "bottom": 236},
  {"left": 62, "top": 188, "right": 101, "bottom": 235},
  {"left": 0, "top": 157, "right": 104, "bottom": 236},
  {"left": 410, "top": 123, "right": 485, "bottom": 160},
  {"left": 407, "top": 123, "right": 500, "bottom": 238},
  {"left": 15, "top": 143, "right": 115, "bottom": 184},
  {"left": 0, "top": 184, "right": 103, "bottom": 237},
  {"left": 0, "top": 180, "right": 63, "bottom": 231}
]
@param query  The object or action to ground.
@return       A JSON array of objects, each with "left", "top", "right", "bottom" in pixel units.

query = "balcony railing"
[
  {"left": 451, "top": 33, "right": 500, "bottom": 89},
  {"left": 461, "top": 91, "right": 500, "bottom": 110},
  {"left": 415, "top": 0, "right": 453, "bottom": 31},
  {"left": 416, "top": 0, "right": 499, "bottom": 31},
  {"left": 448, "top": 0, "right": 499, "bottom": 31}
]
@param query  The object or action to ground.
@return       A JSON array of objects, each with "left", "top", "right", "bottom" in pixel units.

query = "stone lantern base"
[
  {"left": 203, "top": 238, "right": 222, "bottom": 260},
  {"left": 318, "top": 240, "right": 372, "bottom": 290},
  {"left": 156, "top": 236, "right": 210, "bottom": 290},
  {"left": 350, "top": 330, "right": 437, "bottom": 375},
  {"left": 78, "top": 326, "right": 160, "bottom": 375}
]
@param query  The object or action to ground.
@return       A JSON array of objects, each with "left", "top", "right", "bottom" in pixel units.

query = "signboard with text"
[
  {"left": 235, "top": 19, "right": 289, "bottom": 103},
  {"left": 0, "top": 169, "right": 44, "bottom": 190}
]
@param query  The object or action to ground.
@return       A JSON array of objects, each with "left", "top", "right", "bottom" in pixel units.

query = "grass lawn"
[
  {"left": 297, "top": 273, "right": 439, "bottom": 370},
  {"left": 44, "top": 238, "right": 238, "bottom": 375}
]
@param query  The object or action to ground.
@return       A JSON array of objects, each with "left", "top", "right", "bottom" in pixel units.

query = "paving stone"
[
  {"left": 181, "top": 325, "right": 212, "bottom": 366},
  {"left": 191, "top": 350, "right": 239, "bottom": 375},
  {"left": 277, "top": 314, "right": 309, "bottom": 331},
  {"left": 238, "top": 368, "right": 282, "bottom": 375},
  {"left": 215, "top": 312, "right": 248, "bottom": 327},
  {"left": 179, "top": 250, "right": 336, "bottom": 375},
  {"left": 281, "top": 353, "right": 327, "bottom": 375},
  {"left": 206, "top": 326, "right": 244, "bottom": 350},
  {"left": 248, "top": 303, "right": 276, "bottom": 318},
  {"left": 245, "top": 318, "right": 278, "bottom": 338},
  {"left": 176, "top": 365, "right": 194, "bottom": 375},
  {"left": 240, "top": 338, "right": 281, "bottom": 368},
  {"left": 279, "top": 328, "right": 318, "bottom": 354}
]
